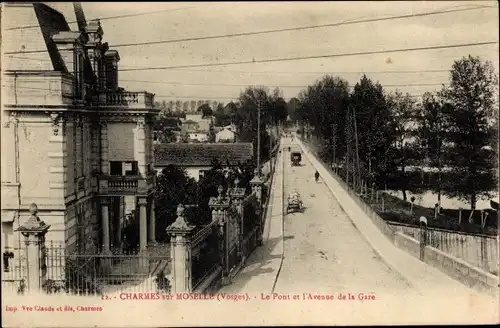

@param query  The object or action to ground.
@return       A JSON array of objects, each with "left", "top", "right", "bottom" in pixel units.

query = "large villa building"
[{"left": 1, "top": 3, "right": 158, "bottom": 260}]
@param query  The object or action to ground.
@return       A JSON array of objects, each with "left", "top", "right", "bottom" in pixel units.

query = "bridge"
[{"left": 220, "top": 136, "right": 499, "bottom": 325}]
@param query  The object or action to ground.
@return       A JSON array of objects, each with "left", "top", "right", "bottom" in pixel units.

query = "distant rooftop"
[
  {"left": 154, "top": 143, "right": 253, "bottom": 167},
  {"left": 183, "top": 120, "right": 198, "bottom": 124}
]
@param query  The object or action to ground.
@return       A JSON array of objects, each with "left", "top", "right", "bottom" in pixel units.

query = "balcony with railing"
[
  {"left": 98, "top": 90, "right": 155, "bottom": 109},
  {"left": 98, "top": 174, "right": 155, "bottom": 195}
]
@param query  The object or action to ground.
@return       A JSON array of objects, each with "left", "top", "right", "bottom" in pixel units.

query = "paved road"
[
  {"left": 220, "top": 137, "right": 498, "bottom": 324},
  {"left": 275, "top": 138, "right": 413, "bottom": 295}
]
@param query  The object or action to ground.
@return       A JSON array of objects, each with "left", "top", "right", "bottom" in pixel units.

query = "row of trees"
[
  {"left": 295, "top": 56, "right": 498, "bottom": 210},
  {"left": 154, "top": 99, "right": 224, "bottom": 114}
]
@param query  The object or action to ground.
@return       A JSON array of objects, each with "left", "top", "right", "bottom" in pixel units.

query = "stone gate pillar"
[
  {"left": 250, "top": 174, "right": 264, "bottom": 245},
  {"left": 209, "top": 185, "right": 230, "bottom": 285},
  {"left": 137, "top": 197, "right": 148, "bottom": 253},
  {"left": 166, "top": 204, "right": 195, "bottom": 293},
  {"left": 419, "top": 216, "right": 428, "bottom": 261},
  {"left": 16, "top": 203, "right": 50, "bottom": 294}
]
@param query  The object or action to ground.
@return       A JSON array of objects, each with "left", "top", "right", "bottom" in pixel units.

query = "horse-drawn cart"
[{"left": 286, "top": 191, "right": 303, "bottom": 214}]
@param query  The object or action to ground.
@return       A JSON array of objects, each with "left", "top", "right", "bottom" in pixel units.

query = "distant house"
[
  {"left": 216, "top": 129, "right": 236, "bottom": 143},
  {"left": 181, "top": 119, "right": 200, "bottom": 133},
  {"left": 182, "top": 114, "right": 213, "bottom": 133},
  {"left": 154, "top": 143, "right": 254, "bottom": 181},
  {"left": 187, "top": 131, "right": 208, "bottom": 143},
  {"left": 215, "top": 123, "right": 238, "bottom": 143}
]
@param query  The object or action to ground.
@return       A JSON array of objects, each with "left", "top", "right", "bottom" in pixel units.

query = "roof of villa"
[{"left": 154, "top": 143, "right": 253, "bottom": 167}]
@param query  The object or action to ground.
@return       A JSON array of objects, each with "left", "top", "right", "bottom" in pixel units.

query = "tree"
[
  {"left": 157, "top": 129, "right": 177, "bottom": 143},
  {"left": 198, "top": 104, "right": 213, "bottom": 118},
  {"left": 268, "top": 87, "right": 288, "bottom": 124},
  {"left": 154, "top": 165, "right": 198, "bottom": 241},
  {"left": 287, "top": 97, "right": 300, "bottom": 122},
  {"left": 439, "top": 56, "right": 498, "bottom": 209},
  {"left": 214, "top": 102, "right": 235, "bottom": 126},
  {"left": 386, "top": 90, "right": 418, "bottom": 200},
  {"left": 236, "top": 87, "right": 274, "bottom": 162},
  {"left": 296, "top": 76, "right": 350, "bottom": 168},
  {"left": 208, "top": 121, "right": 216, "bottom": 142},
  {"left": 175, "top": 101, "right": 182, "bottom": 112},
  {"left": 415, "top": 92, "right": 450, "bottom": 206},
  {"left": 190, "top": 100, "right": 197, "bottom": 112},
  {"left": 349, "top": 75, "right": 392, "bottom": 186},
  {"left": 180, "top": 132, "right": 189, "bottom": 143}
]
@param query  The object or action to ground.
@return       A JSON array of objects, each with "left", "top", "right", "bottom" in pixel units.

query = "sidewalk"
[
  {"left": 296, "top": 138, "right": 498, "bottom": 300},
  {"left": 218, "top": 146, "right": 284, "bottom": 293}
]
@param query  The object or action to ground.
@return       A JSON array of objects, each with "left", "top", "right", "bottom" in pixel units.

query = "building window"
[
  {"left": 124, "top": 161, "right": 138, "bottom": 176},
  {"left": 199, "top": 170, "right": 208, "bottom": 179},
  {"left": 109, "top": 161, "right": 138, "bottom": 176},
  {"left": 3, "top": 250, "right": 14, "bottom": 273},
  {"left": 110, "top": 161, "right": 123, "bottom": 176}
]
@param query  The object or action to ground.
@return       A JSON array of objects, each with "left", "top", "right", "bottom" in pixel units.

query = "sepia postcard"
[{"left": 1, "top": 1, "right": 499, "bottom": 327}]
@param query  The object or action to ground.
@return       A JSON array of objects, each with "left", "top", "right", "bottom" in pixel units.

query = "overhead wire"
[
  {"left": 3, "top": 56, "right": 456, "bottom": 75},
  {"left": 2, "top": 4, "right": 493, "bottom": 101},
  {"left": 5, "top": 5, "right": 197, "bottom": 31},
  {"left": 3, "top": 5, "right": 495, "bottom": 54},
  {"left": 115, "top": 41, "right": 498, "bottom": 72},
  {"left": 108, "top": 5, "right": 497, "bottom": 49},
  {"left": 1, "top": 85, "right": 426, "bottom": 100},
  {"left": 119, "top": 79, "right": 447, "bottom": 89}
]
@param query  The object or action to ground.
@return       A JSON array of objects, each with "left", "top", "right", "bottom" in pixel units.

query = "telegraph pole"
[
  {"left": 257, "top": 99, "right": 261, "bottom": 176},
  {"left": 345, "top": 108, "right": 351, "bottom": 186},
  {"left": 269, "top": 125, "right": 273, "bottom": 173},
  {"left": 353, "top": 107, "right": 361, "bottom": 192},
  {"left": 332, "top": 122, "right": 336, "bottom": 171},
  {"left": 437, "top": 112, "right": 442, "bottom": 212}
]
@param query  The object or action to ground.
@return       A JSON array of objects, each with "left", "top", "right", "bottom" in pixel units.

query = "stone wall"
[
  {"left": 391, "top": 223, "right": 498, "bottom": 275},
  {"left": 64, "top": 197, "right": 98, "bottom": 254}
]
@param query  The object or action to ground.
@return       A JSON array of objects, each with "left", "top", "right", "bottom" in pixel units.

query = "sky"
[{"left": 48, "top": 1, "right": 499, "bottom": 103}]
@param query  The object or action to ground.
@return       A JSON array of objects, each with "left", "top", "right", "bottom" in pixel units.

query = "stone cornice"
[
  {"left": 4, "top": 106, "right": 158, "bottom": 118},
  {"left": 104, "top": 49, "right": 120, "bottom": 61},
  {"left": 52, "top": 31, "right": 88, "bottom": 45}
]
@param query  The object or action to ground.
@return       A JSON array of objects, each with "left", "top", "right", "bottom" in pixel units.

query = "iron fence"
[
  {"left": 242, "top": 194, "right": 259, "bottom": 237},
  {"left": 191, "top": 221, "right": 220, "bottom": 291},
  {"left": 1, "top": 241, "right": 172, "bottom": 296},
  {"left": 2, "top": 247, "right": 27, "bottom": 294},
  {"left": 241, "top": 226, "right": 259, "bottom": 259},
  {"left": 226, "top": 205, "right": 241, "bottom": 271},
  {"left": 44, "top": 244, "right": 171, "bottom": 295}
]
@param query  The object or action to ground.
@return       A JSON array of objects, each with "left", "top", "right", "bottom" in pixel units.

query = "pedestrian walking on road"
[{"left": 314, "top": 170, "right": 320, "bottom": 183}]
